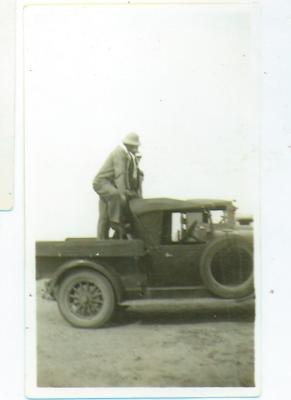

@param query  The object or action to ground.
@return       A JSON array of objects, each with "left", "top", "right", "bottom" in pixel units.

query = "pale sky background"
[{"left": 24, "top": 4, "right": 258, "bottom": 240}]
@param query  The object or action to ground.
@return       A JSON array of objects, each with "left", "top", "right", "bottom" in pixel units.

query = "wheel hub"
[
  {"left": 68, "top": 281, "right": 104, "bottom": 317},
  {"left": 79, "top": 294, "right": 90, "bottom": 305}
]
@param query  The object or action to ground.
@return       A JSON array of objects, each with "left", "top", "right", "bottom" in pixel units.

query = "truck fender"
[{"left": 47, "top": 259, "right": 124, "bottom": 303}]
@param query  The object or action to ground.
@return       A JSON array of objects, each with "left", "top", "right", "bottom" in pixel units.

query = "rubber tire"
[
  {"left": 199, "top": 235, "right": 254, "bottom": 299},
  {"left": 57, "top": 269, "right": 115, "bottom": 328}
]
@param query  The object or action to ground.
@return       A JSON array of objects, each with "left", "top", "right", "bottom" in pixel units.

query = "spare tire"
[{"left": 199, "top": 235, "right": 254, "bottom": 299}]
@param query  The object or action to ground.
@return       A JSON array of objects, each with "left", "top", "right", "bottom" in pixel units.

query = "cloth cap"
[{"left": 122, "top": 132, "right": 141, "bottom": 146}]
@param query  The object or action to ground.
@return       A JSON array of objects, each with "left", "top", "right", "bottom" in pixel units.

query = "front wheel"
[{"left": 57, "top": 269, "right": 115, "bottom": 328}]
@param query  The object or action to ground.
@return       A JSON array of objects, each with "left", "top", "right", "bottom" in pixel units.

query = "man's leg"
[
  {"left": 107, "top": 192, "right": 127, "bottom": 238},
  {"left": 95, "top": 181, "right": 127, "bottom": 238},
  {"left": 97, "top": 198, "right": 110, "bottom": 239}
]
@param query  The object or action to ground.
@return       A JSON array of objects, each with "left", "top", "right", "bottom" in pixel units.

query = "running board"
[
  {"left": 143, "top": 285, "right": 210, "bottom": 299},
  {"left": 122, "top": 286, "right": 210, "bottom": 301},
  {"left": 120, "top": 286, "right": 255, "bottom": 305},
  {"left": 120, "top": 297, "right": 254, "bottom": 307}
]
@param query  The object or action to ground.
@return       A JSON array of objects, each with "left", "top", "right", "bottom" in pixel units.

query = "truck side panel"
[{"left": 36, "top": 238, "right": 145, "bottom": 258}]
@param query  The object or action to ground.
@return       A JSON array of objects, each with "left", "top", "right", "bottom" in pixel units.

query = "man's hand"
[
  {"left": 126, "top": 190, "right": 138, "bottom": 199},
  {"left": 120, "top": 192, "right": 127, "bottom": 205}
]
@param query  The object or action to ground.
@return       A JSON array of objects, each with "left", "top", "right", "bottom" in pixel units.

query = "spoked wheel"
[{"left": 57, "top": 270, "right": 115, "bottom": 328}]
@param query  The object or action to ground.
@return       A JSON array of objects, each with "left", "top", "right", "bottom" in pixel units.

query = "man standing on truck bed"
[{"left": 93, "top": 132, "right": 143, "bottom": 239}]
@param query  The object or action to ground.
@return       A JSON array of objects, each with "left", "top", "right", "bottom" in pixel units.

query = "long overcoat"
[{"left": 93, "top": 145, "right": 136, "bottom": 197}]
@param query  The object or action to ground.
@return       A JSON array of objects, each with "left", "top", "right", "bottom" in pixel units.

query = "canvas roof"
[{"left": 130, "top": 198, "right": 235, "bottom": 216}]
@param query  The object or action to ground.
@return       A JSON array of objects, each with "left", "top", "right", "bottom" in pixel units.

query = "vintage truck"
[{"left": 36, "top": 198, "right": 254, "bottom": 328}]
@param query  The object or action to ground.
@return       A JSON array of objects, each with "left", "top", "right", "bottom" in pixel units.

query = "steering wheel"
[{"left": 182, "top": 220, "right": 200, "bottom": 242}]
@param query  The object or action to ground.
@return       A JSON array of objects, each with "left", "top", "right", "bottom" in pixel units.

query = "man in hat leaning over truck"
[{"left": 93, "top": 132, "right": 143, "bottom": 239}]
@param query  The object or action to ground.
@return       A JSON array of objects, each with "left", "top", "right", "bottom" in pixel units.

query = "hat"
[{"left": 122, "top": 132, "right": 141, "bottom": 146}]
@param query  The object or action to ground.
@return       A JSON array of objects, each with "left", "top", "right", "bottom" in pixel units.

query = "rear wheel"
[
  {"left": 57, "top": 270, "right": 115, "bottom": 328},
  {"left": 199, "top": 235, "right": 254, "bottom": 299}
]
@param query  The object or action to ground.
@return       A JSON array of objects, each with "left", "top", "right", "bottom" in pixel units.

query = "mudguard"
[{"left": 47, "top": 259, "right": 124, "bottom": 302}]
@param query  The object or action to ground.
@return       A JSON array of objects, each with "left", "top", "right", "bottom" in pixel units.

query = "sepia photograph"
[{"left": 24, "top": 1, "right": 259, "bottom": 397}]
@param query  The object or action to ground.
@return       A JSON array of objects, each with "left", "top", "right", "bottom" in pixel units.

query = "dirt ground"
[{"left": 37, "top": 280, "right": 255, "bottom": 388}]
